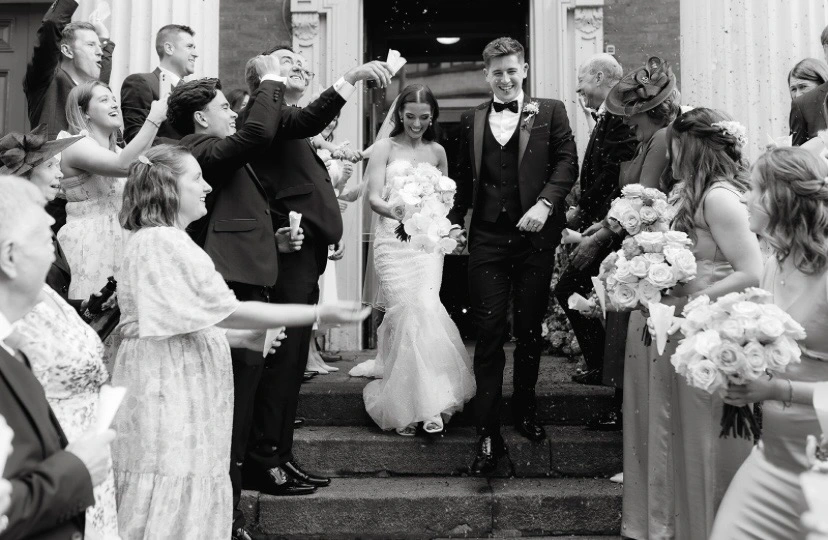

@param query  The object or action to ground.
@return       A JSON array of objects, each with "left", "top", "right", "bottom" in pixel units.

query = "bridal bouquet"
[
  {"left": 606, "top": 184, "right": 674, "bottom": 236},
  {"left": 672, "top": 288, "right": 807, "bottom": 439},
  {"left": 384, "top": 162, "right": 458, "bottom": 254}
]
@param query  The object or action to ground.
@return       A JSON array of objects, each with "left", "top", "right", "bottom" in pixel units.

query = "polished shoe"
[
  {"left": 586, "top": 410, "right": 622, "bottom": 431},
  {"left": 469, "top": 435, "right": 513, "bottom": 476},
  {"left": 303, "top": 371, "right": 317, "bottom": 382},
  {"left": 247, "top": 466, "right": 317, "bottom": 496},
  {"left": 514, "top": 417, "right": 546, "bottom": 442},
  {"left": 283, "top": 460, "right": 331, "bottom": 487},
  {"left": 571, "top": 368, "right": 602, "bottom": 385},
  {"left": 294, "top": 417, "right": 305, "bottom": 429}
]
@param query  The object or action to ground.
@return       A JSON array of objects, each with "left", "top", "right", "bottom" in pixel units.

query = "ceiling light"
[{"left": 436, "top": 37, "right": 460, "bottom": 45}]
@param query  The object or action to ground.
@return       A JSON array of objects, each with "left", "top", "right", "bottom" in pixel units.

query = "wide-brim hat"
[
  {"left": 0, "top": 124, "right": 83, "bottom": 176},
  {"left": 605, "top": 57, "right": 677, "bottom": 117}
]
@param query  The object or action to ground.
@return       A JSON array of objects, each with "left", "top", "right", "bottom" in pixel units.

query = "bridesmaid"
[
  {"left": 659, "top": 108, "right": 764, "bottom": 540},
  {"left": 597, "top": 58, "right": 681, "bottom": 539},
  {"left": 710, "top": 146, "right": 828, "bottom": 540}
]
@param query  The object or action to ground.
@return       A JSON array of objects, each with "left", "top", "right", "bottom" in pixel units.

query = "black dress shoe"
[
  {"left": 247, "top": 466, "right": 317, "bottom": 496},
  {"left": 303, "top": 371, "right": 317, "bottom": 382},
  {"left": 469, "top": 435, "right": 513, "bottom": 476},
  {"left": 514, "top": 417, "right": 547, "bottom": 442},
  {"left": 572, "top": 368, "right": 603, "bottom": 385},
  {"left": 586, "top": 410, "right": 622, "bottom": 431},
  {"left": 283, "top": 460, "right": 331, "bottom": 487},
  {"left": 294, "top": 417, "right": 305, "bottom": 429}
]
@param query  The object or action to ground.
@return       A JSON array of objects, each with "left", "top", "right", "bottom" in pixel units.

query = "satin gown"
[
  {"left": 710, "top": 260, "right": 828, "bottom": 540},
  {"left": 350, "top": 160, "right": 476, "bottom": 430}
]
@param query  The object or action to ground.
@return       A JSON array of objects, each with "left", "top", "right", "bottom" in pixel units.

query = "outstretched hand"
[{"left": 318, "top": 301, "right": 372, "bottom": 324}]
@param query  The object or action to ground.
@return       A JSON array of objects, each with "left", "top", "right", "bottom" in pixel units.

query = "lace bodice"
[{"left": 57, "top": 131, "right": 125, "bottom": 218}]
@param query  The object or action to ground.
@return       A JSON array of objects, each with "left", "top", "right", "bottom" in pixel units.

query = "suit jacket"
[
  {"left": 577, "top": 112, "right": 637, "bottom": 227},
  {"left": 239, "top": 87, "right": 348, "bottom": 258},
  {"left": 790, "top": 81, "right": 828, "bottom": 146},
  {"left": 181, "top": 79, "right": 286, "bottom": 287},
  {"left": 46, "top": 237, "right": 82, "bottom": 313},
  {"left": 448, "top": 96, "right": 579, "bottom": 248},
  {"left": 23, "top": 0, "right": 115, "bottom": 140},
  {"left": 0, "top": 348, "right": 95, "bottom": 540},
  {"left": 120, "top": 67, "right": 182, "bottom": 143}
]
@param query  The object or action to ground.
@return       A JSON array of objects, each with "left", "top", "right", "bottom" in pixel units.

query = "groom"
[{"left": 448, "top": 37, "right": 578, "bottom": 474}]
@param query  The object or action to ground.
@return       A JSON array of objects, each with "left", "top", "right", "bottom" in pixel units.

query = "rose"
[
  {"left": 682, "top": 294, "right": 711, "bottom": 315},
  {"left": 663, "top": 230, "right": 692, "bottom": 247},
  {"left": 643, "top": 252, "right": 666, "bottom": 265},
  {"left": 740, "top": 341, "right": 768, "bottom": 380},
  {"left": 644, "top": 220, "right": 670, "bottom": 233},
  {"left": 715, "top": 292, "right": 745, "bottom": 311},
  {"left": 635, "top": 231, "right": 666, "bottom": 253},
  {"left": 693, "top": 329, "right": 723, "bottom": 357},
  {"left": 389, "top": 203, "right": 407, "bottom": 221},
  {"left": 730, "top": 301, "right": 762, "bottom": 319},
  {"left": 686, "top": 359, "right": 726, "bottom": 394},
  {"left": 628, "top": 256, "right": 651, "bottom": 278},
  {"left": 672, "top": 339, "right": 698, "bottom": 375},
  {"left": 611, "top": 282, "right": 640, "bottom": 309},
  {"left": 613, "top": 260, "right": 639, "bottom": 284},
  {"left": 622, "top": 237, "right": 643, "bottom": 259},
  {"left": 765, "top": 336, "right": 800, "bottom": 371},
  {"left": 619, "top": 208, "right": 642, "bottom": 235},
  {"left": 438, "top": 177, "right": 456, "bottom": 191},
  {"left": 652, "top": 198, "right": 670, "bottom": 214},
  {"left": 421, "top": 182, "right": 435, "bottom": 196},
  {"left": 719, "top": 318, "right": 746, "bottom": 344},
  {"left": 637, "top": 280, "right": 662, "bottom": 305},
  {"left": 741, "top": 317, "right": 760, "bottom": 342},
  {"left": 682, "top": 306, "right": 711, "bottom": 334},
  {"left": 639, "top": 206, "right": 660, "bottom": 225},
  {"left": 663, "top": 247, "right": 697, "bottom": 281},
  {"left": 708, "top": 340, "right": 745, "bottom": 379},
  {"left": 647, "top": 262, "right": 678, "bottom": 290},
  {"left": 440, "top": 191, "right": 455, "bottom": 205},
  {"left": 642, "top": 187, "right": 667, "bottom": 201},
  {"left": 621, "top": 184, "right": 645, "bottom": 198},
  {"left": 755, "top": 315, "right": 786, "bottom": 343}
]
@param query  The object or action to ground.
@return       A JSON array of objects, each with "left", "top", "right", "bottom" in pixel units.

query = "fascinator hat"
[
  {"left": 605, "top": 56, "right": 677, "bottom": 116},
  {"left": 0, "top": 124, "right": 83, "bottom": 176}
]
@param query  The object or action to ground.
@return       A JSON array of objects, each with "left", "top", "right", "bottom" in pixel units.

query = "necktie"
[{"left": 493, "top": 100, "right": 519, "bottom": 113}]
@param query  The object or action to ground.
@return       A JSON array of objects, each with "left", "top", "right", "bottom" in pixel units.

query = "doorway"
[{"left": 362, "top": 0, "right": 530, "bottom": 343}]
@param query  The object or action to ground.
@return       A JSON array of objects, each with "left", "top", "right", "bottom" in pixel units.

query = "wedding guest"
[
  {"left": 110, "top": 144, "right": 369, "bottom": 539},
  {"left": 788, "top": 58, "right": 828, "bottom": 100},
  {"left": 241, "top": 45, "right": 392, "bottom": 496},
  {"left": 121, "top": 24, "right": 197, "bottom": 142},
  {"left": 227, "top": 89, "right": 250, "bottom": 114},
  {"left": 0, "top": 176, "right": 114, "bottom": 540},
  {"left": 553, "top": 54, "right": 636, "bottom": 419},
  {"left": 657, "top": 108, "right": 764, "bottom": 540},
  {"left": 710, "top": 146, "right": 828, "bottom": 540}
]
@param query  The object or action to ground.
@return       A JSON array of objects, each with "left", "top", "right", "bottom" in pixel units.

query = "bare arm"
[
  {"left": 365, "top": 139, "right": 396, "bottom": 219},
  {"left": 217, "top": 301, "right": 369, "bottom": 330},
  {"left": 435, "top": 143, "right": 448, "bottom": 176}
]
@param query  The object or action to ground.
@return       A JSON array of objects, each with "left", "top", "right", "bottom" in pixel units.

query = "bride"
[{"left": 349, "top": 83, "right": 476, "bottom": 436}]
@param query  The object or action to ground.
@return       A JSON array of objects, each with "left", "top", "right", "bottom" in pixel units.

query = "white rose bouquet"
[
  {"left": 606, "top": 184, "right": 674, "bottom": 236},
  {"left": 672, "top": 287, "right": 807, "bottom": 439},
  {"left": 384, "top": 162, "right": 458, "bottom": 254}
]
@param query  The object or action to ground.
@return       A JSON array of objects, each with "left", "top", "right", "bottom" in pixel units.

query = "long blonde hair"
[
  {"left": 65, "top": 80, "right": 119, "bottom": 151},
  {"left": 753, "top": 147, "right": 828, "bottom": 275}
]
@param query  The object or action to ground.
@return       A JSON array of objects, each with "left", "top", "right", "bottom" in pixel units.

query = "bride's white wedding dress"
[{"left": 350, "top": 160, "right": 476, "bottom": 431}]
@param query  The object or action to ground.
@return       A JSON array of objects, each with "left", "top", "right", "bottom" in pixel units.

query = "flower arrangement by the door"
[
  {"left": 672, "top": 288, "right": 807, "bottom": 439},
  {"left": 384, "top": 161, "right": 458, "bottom": 254}
]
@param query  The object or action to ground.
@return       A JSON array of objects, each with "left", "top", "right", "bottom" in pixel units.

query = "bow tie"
[{"left": 493, "top": 100, "right": 519, "bottom": 113}]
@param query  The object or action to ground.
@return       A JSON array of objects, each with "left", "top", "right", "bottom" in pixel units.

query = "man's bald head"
[{"left": 577, "top": 53, "right": 623, "bottom": 109}]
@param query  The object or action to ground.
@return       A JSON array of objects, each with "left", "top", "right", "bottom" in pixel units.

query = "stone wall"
[
  {"left": 218, "top": 0, "right": 293, "bottom": 91},
  {"left": 603, "top": 0, "right": 681, "bottom": 84}
]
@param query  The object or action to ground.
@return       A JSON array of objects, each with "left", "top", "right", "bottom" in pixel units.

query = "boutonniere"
[{"left": 521, "top": 101, "right": 540, "bottom": 129}]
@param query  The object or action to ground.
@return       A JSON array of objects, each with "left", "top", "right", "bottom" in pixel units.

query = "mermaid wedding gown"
[{"left": 350, "top": 160, "right": 476, "bottom": 431}]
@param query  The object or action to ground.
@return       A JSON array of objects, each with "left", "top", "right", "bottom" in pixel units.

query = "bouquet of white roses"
[
  {"left": 606, "top": 184, "right": 674, "bottom": 236},
  {"left": 672, "top": 288, "right": 807, "bottom": 439},
  {"left": 384, "top": 162, "right": 458, "bottom": 254}
]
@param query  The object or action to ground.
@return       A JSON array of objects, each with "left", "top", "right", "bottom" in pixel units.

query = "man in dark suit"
[
  {"left": 554, "top": 55, "right": 636, "bottom": 388},
  {"left": 790, "top": 81, "right": 828, "bottom": 146},
  {"left": 240, "top": 46, "right": 392, "bottom": 497},
  {"left": 0, "top": 176, "right": 114, "bottom": 540},
  {"left": 121, "top": 24, "right": 197, "bottom": 143},
  {"left": 23, "top": 0, "right": 115, "bottom": 234},
  {"left": 448, "top": 37, "right": 578, "bottom": 474}
]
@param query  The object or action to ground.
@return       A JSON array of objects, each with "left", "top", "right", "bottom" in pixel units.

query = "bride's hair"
[
  {"left": 389, "top": 84, "right": 440, "bottom": 141},
  {"left": 667, "top": 107, "right": 750, "bottom": 238},
  {"left": 753, "top": 147, "right": 828, "bottom": 275}
]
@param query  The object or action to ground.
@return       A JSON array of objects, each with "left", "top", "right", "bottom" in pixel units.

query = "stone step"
[
  {"left": 298, "top": 351, "right": 614, "bottom": 427},
  {"left": 241, "top": 477, "right": 622, "bottom": 539},
  {"left": 293, "top": 425, "right": 622, "bottom": 479}
]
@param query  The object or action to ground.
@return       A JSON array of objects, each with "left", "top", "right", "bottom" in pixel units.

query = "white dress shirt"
[
  {"left": 332, "top": 77, "right": 357, "bottom": 100},
  {"left": 0, "top": 310, "right": 14, "bottom": 356},
  {"left": 490, "top": 91, "right": 525, "bottom": 146},
  {"left": 157, "top": 66, "right": 182, "bottom": 88}
]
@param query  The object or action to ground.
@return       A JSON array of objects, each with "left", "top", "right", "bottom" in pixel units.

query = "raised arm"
[
  {"left": 538, "top": 100, "right": 579, "bottom": 207},
  {"left": 120, "top": 74, "right": 154, "bottom": 143},
  {"left": 277, "top": 86, "right": 346, "bottom": 140}
]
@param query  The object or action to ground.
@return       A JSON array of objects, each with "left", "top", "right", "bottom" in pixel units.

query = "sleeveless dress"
[
  {"left": 10, "top": 286, "right": 120, "bottom": 539},
  {"left": 111, "top": 227, "right": 238, "bottom": 540},
  {"left": 710, "top": 261, "right": 828, "bottom": 540},
  {"left": 350, "top": 160, "right": 476, "bottom": 430}
]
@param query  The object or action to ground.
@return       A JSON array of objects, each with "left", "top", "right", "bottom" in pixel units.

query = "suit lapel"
[
  {"left": 152, "top": 67, "right": 162, "bottom": 98},
  {"left": 0, "top": 349, "right": 52, "bottom": 450},
  {"left": 473, "top": 104, "right": 488, "bottom": 180},
  {"left": 52, "top": 237, "right": 70, "bottom": 275},
  {"left": 245, "top": 163, "right": 268, "bottom": 197},
  {"left": 518, "top": 96, "right": 535, "bottom": 166}
]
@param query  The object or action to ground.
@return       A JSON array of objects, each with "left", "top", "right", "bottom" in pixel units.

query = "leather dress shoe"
[
  {"left": 247, "top": 466, "right": 317, "bottom": 496},
  {"left": 514, "top": 417, "right": 546, "bottom": 442},
  {"left": 294, "top": 417, "right": 305, "bottom": 429},
  {"left": 283, "top": 460, "right": 331, "bottom": 487},
  {"left": 572, "top": 368, "right": 602, "bottom": 385},
  {"left": 303, "top": 371, "right": 317, "bottom": 382},
  {"left": 469, "top": 435, "right": 510, "bottom": 476},
  {"left": 586, "top": 410, "right": 622, "bottom": 431}
]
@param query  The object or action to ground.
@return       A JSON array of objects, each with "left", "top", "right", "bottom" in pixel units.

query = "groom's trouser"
[
  {"left": 468, "top": 214, "right": 558, "bottom": 437},
  {"left": 553, "top": 238, "right": 619, "bottom": 374},
  {"left": 247, "top": 238, "right": 325, "bottom": 470},
  {"left": 226, "top": 281, "right": 272, "bottom": 530}
]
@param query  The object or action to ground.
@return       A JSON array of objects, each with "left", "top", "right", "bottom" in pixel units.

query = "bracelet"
[
  {"left": 146, "top": 117, "right": 162, "bottom": 128},
  {"left": 782, "top": 379, "right": 793, "bottom": 408}
]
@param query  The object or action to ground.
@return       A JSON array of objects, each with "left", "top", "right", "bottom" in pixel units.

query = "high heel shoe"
[
  {"left": 423, "top": 415, "right": 444, "bottom": 434},
  {"left": 395, "top": 423, "right": 417, "bottom": 437}
]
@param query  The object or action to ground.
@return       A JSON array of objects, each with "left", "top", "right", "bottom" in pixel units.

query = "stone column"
[
  {"left": 291, "top": 0, "right": 364, "bottom": 350},
  {"left": 530, "top": 0, "right": 605, "bottom": 161},
  {"left": 681, "top": 0, "right": 828, "bottom": 160},
  {"left": 72, "top": 0, "right": 221, "bottom": 97}
]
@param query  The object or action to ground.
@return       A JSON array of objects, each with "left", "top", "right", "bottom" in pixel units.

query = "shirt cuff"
[
  {"left": 261, "top": 75, "right": 287, "bottom": 84},
  {"left": 333, "top": 77, "right": 356, "bottom": 100}
]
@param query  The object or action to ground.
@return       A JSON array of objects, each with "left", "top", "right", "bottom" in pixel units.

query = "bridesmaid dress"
[{"left": 710, "top": 259, "right": 828, "bottom": 540}]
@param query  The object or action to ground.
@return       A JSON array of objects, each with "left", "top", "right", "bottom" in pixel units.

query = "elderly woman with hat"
[{"left": 0, "top": 124, "right": 121, "bottom": 538}]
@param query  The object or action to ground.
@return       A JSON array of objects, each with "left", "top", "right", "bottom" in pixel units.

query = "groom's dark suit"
[{"left": 449, "top": 95, "right": 577, "bottom": 436}]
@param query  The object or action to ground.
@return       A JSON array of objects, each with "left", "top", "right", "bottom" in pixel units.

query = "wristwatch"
[{"left": 538, "top": 197, "right": 554, "bottom": 214}]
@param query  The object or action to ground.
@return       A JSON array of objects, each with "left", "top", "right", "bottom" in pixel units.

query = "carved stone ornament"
[
  {"left": 574, "top": 8, "right": 603, "bottom": 35},
  {"left": 292, "top": 12, "right": 320, "bottom": 43}
]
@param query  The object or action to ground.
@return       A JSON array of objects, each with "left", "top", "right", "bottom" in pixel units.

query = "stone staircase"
[{"left": 241, "top": 346, "right": 623, "bottom": 539}]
